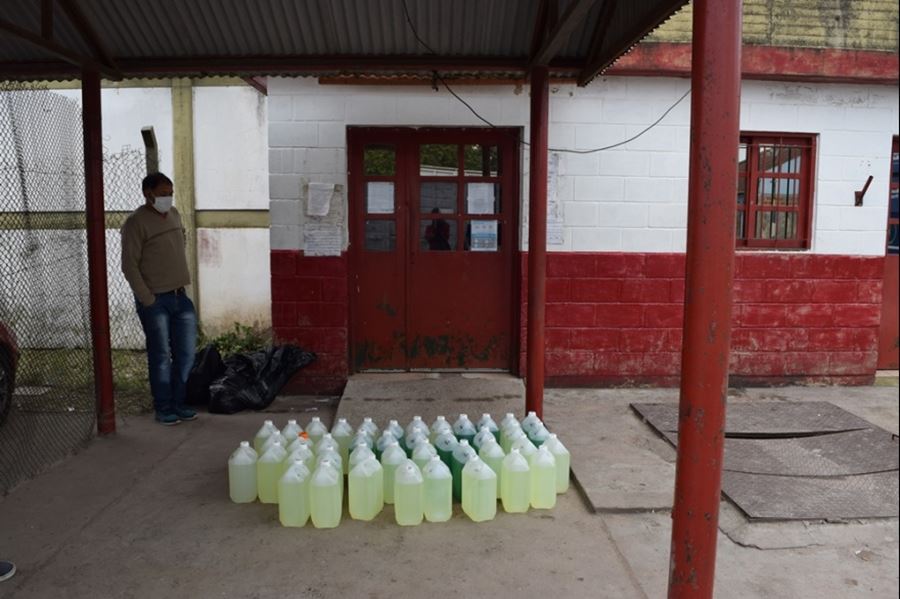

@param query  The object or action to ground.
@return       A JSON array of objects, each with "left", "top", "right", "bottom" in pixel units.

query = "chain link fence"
[{"left": 0, "top": 82, "right": 155, "bottom": 495}]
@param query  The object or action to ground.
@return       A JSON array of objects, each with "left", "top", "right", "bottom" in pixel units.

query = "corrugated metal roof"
[{"left": 0, "top": 0, "right": 688, "bottom": 83}]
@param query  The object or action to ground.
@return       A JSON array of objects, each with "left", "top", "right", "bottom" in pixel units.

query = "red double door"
[
  {"left": 348, "top": 127, "right": 520, "bottom": 372},
  {"left": 877, "top": 137, "right": 899, "bottom": 369}
]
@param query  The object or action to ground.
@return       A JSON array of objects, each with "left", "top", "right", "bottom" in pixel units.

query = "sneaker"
[
  {"left": 155, "top": 412, "right": 180, "bottom": 426},
  {"left": 175, "top": 408, "right": 198, "bottom": 422},
  {"left": 0, "top": 560, "right": 16, "bottom": 582}
]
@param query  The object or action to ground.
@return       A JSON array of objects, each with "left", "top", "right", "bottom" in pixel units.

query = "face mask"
[{"left": 152, "top": 195, "right": 173, "bottom": 214}]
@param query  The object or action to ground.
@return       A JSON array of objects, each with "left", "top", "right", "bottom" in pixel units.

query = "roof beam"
[
  {"left": 57, "top": 0, "right": 121, "bottom": 77},
  {"left": 577, "top": 0, "right": 617, "bottom": 86},
  {"left": 530, "top": 0, "right": 600, "bottom": 67},
  {"left": 242, "top": 76, "right": 267, "bottom": 95},
  {"left": 0, "top": 16, "right": 120, "bottom": 79},
  {"left": 529, "top": 0, "right": 556, "bottom": 60}
]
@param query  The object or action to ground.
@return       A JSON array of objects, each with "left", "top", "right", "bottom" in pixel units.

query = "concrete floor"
[{"left": 0, "top": 383, "right": 897, "bottom": 598}]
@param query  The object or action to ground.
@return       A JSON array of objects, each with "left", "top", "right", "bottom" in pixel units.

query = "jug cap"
[
  {"left": 363, "top": 417, "right": 373, "bottom": 423},
  {"left": 240, "top": 441, "right": 249, "bottom": 447},
  {"left": 460, "top": 413, "right": 468, "bottom": 419},
  {"left": 389, "top": 419, "right": 399, "bottom": 425},
  {"left": 287, "top": 419, "right": 297, "bottom": 424},
  {"left": 264, "top": 419, "right": 273, "bottom": 425},
  {"left": 527, "top": 411, "right": 536, "bottom": 417},
  {"left": 311, "top": 416, "right": 321, "bottom": 422},
  {"left": 339, "top": 417, "right": 348, "bottom": 423},
  {"left": 459, "top": 439, "right": 470, "bottom": 447},
  {"left": 482, "top": 413, "right": 490, "bottom": 419}
]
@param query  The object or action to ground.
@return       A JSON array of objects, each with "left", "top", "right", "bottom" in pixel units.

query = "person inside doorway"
[
  {"left": 121, "top": 172, "right": 198, "bottom": 426},
  {"left": 425, "top": 207, "right": 451, "bottom": 251}
]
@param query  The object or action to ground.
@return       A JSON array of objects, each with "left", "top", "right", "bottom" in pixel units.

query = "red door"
[
  {"left": 877, "top": 137, "right": 899, "bottom": 369},
  {"left": 348, "top": 127, "right": 520, "bottom": 372}
]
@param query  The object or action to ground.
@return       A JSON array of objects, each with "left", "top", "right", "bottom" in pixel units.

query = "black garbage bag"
[
  {"left": 186, "top": 344, "right": 226, "bottom": 407},
  {"left": 208, "top": 345, "right": 316, "bottom": 415}
]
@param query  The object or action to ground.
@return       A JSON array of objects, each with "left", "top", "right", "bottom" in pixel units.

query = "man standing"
[{"left": 121, "top": 172, "right": 198, "bottom": 425}]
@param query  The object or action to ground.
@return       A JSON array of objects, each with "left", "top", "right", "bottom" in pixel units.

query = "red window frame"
[{"left": 736, "top": 132, "right": 816, "bottom": 250}]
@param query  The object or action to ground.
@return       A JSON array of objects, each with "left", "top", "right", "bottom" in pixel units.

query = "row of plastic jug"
[{"left": 229, "top": 412, "right": 570, "bottom": 528}]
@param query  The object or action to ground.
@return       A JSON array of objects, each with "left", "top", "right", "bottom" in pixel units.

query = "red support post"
[
  {"left": 526, "top": 65, "right": 549, "bottom": 419},
  {"left": 667, "top": 0, "right": 742, "bottom": 597},
  {"left": 82, "top": 69, "right": 116, "bottom": 435}
]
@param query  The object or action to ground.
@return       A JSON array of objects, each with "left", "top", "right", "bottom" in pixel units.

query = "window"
[
  {"left": 887, "top": 137, "right": 899, "bottom": 255},
  {"left": 736, "top": 134, "right": 815, "bottom": 249}
]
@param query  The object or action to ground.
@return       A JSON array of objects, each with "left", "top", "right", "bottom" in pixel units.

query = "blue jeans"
[{"left": 136, "top": 291, "right": 198, "bottom": 414}]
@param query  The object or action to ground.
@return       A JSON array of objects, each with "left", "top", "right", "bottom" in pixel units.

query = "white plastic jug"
[
  {"left": 452, "top": 413, "right": 477, "bottom": 443},
  {"left": 278, "top": 460, "right": 311, "bottom": 527},
  {"left": 544, "top": 433, "right": 571, "bottom": 493},
  {"left": 385, "top": 419, "right": 405, "bottom": 442},
  {"left": 527, "top": 423, "right": 551, "bottom": 447},
  {"left": 423, "top": 456, "right": 452, "bottom": 523},
  {"left": 521, "top": 411, "right": 542, "bottom": 436},
  {"left": 305, "top": 416, "right": 328, "bottom": 445},
  {"left": 430, "top": 415, "right": 453, "bottom": 441},
  {"left": 315, "top": 447, "right": 343, "bottom": 475},
  {"left": 461, "top": 456, "right": 497, "bottom": 522},
  {"left": 228, "top": 441, "right": 257, "bottom": 503},
  {"left": 500, "top": 448, "right": 530, "bottom": 513},
  {"left": 510, "top": 432, "right": 538, "bottom": 464},
  {"left": 375, "top": 430, "right": 399, "bottom": 459},
  {"left": 309, "top": 459, "right": 342, "bottom": 529},
  {"left": 380, "top": 442, "right": 406, "bottom": 505},
  {"left": 349, "top": 444, "right": 377, "bottom": 472},
  {"left": 284, "top": 444, "right": 315, "bottom": 473},
  {"left": 499, "top": 412, "right": 519, "bottom": 431},
  {"left": 316, "top": 432, "right": 340, "bottom": 455},
  {"left": 404, "top": 430, "right": 428, "bottom": 457},
  {"left": 260, "top": 430, "right": 287, "bottom": 455},
  {"left": 253, "top": 420, "right": 278, "bottom": 453},
  {"left": 394, "top": 460, "right": 424, "bottom": 526},
  {"left": 257, "top": 441, "right": 287, "bottom": 504},
  {"left": 476, "top": 413, "right": 500, "bottom": 442},
  {"left": 331, "top": 418, "right": 355, "bottom": 473},
  {"left": 501, "top": 421, "right": 524, "bottom": 454},
  {"left": 281, "top": 419, "right": 303, "bottom": 444},
  {"left": 357, "top": 416, "right": 379, "bottom": 440},
  {"left": 405, "top": 415, "right": 430, "bottom": 440},
  {"left": 530, "top": 445, "right": 557, "bottom": 509},
  {"left": 411, "top": 439, "right": 438, "bottom": 472},
  {"left": 478, "top": 437, "right": 505, "bottom": 495},
  {"left": 473, "top": 425, "right": 496, "bottom": 451},
  {"left": 286, "top": 435, "right": 314, "bottom": 455},
  {"left": 348, "top": 456, "right": 384, "bottom": 521}
]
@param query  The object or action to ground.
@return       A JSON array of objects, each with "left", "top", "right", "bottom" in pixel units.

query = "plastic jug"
[
  {"left": 521, "top": 411, "right": 542, "bottom": 436},
  {"left": 404, "top": 430, "right": 428, "bottom": 458},
  {"left": 286, "top": 435, "right": 313, "bottom": 455},
  {"left": 453, "top": 413, "right": 477, "bottom": 444},
  {"left": 499, "top": 412, "right": 519, "bottom": 431},
  {"left": 331, "top": 418, "right": 355, "bottom": 473},
  {"left": 349, "top": 432, "right": 373, "bottom": 458},
  {"left": 461, "top": 456, "right": 497, "bottom": 522},
  {"left": 278, "top": 460, "right": 311, "bottom": 527},
  {"left": 500, "top": 448, "right": 531, "bottom": 513},
  {"left": 527, "top": 423, "right": 551, "bottom": 447},
  {"left": 305, "top": 416, "right": 328, "bottom": 445},
  {"left": 316, "top": 433, "right": 340, "bottom": 456},
  {"left": 385, "top": 419, "right": 405, "bottom": 443},
  {"left": 394, "top": 460, "right": 425, "bottom": 526},
  {"left": 309, "top": 459, "right": 342, "bottom": 529},
  {"left": 403, "top": 416, "right": 429, "bottom": 452},
  {"left": 411, "top": 439, "right": 438, "bottom": 472},
  {"left": 476, "top": 413, "right": 500, "bottom": 443},
  {"left": 530, "top": 445, "right": 557, "bottom": 509},
  {"left": 375, "top": 430, "right": 399, "bottom": 460},
  {"left": 253, "top": 420, "right": 278, "bottom": 453},
  {"left": 281, "top": 419, "right": 303, "bottom": 444},
  {"left": 350, "top": 443, "right": 376, "bottom": 473},
  {"left": 315, "top": 447, "right": 343, "bottom": 475},
  {"left": 357, "top": 416, "right": 379, "bottom": 440},
  {"left": 430, "top": 415, "right": 453, "bottom": 441},
  {"left": 380, "top": 442, "right": 407, "bottom": 504},
  {"left": 261, "top": 430, "right": 287, "bottom": 455},
  {"left": 348, "top": 456, "right": 384, "bottom": 521},
  {"left": 434, "top": 430, "right": 459, "bottom": 467},
  {"left": 473, "top": 426, "right": 495, "bottom": 451},
  {"left": 423, "top": 456, "right": 452, "bottom": 523},
  {"left": 228, "top": 441, "right": 258, "bottom": 503},
  {"left": 284, "top": 444, "right": 315, "bottom": 473},
  {"left": 257, "top": 441, "right": 287, "bottom": 504},
  {"left": 510, "top": 432, "right": 538, "bottom": 464},
  {"left": 544, "top": 433, "right": 571, "bottom": 493},
  {"left": 478, "top": 437, "right": 505, "bottom": 495},
  {"left": 501, "top": 421, "right": 524, "bottom": 454},
  {"left": 450, "top": 439, "right": 478, "bottom": 501}
]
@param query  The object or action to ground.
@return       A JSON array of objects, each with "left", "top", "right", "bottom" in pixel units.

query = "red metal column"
[
  {"left": 667, "top": 0, "right": 742, "bottom": 597},
  {"left": 82, "top": 69, "right": 116, "bottom": 435},
  {"left": 526, "top": 65, "right": 549, "bottom": 419}
]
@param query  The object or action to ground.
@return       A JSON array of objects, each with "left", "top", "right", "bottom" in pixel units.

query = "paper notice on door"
[
  {"left": 366, "top": 181, "right": 394, "bottom": 214},
  {"left": 307, "top": 182, "right": 334, "bottom": 216},
  {"left": 466, "top": 183, "right": 496, "bottom": 215},
  {"left": 470, "top": 220, "right": 498, "bottom": 252},
  {"left": 303, "top": 223, "right": 342, "bottom": 256}
]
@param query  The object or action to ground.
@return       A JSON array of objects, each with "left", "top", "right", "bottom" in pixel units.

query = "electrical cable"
[{"left": 400, "top": 0, "right": 690, "bottom": 154}]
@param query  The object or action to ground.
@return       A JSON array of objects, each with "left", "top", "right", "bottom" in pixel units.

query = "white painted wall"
[{"left": 268, "top": 76, "right": 899, "bottom": 256}]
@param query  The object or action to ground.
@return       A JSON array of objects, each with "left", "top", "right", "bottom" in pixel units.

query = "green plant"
[{"left": 198, "top": 322, "right": 270, "bottom": 358}]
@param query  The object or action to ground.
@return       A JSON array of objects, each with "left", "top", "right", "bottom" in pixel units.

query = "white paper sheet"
[
  {"left": 366, "top": 181, "right": 394, "bottom": 214},
  {"left": 307, "top": 182, "right": 334, "bottom": 216},
  {"left": 303, "top": 223, "right": 342, "bottom": 256},
  {"left": 470, "top": 220, "right": 498, "bottom": 252},
  {"left": 467, "top": 183, "right": 496, "bottom": 215}
]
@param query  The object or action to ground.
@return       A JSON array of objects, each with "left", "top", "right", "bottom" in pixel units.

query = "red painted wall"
[{"left": 271, "top": 250, "right": 883, "bottom": 392}]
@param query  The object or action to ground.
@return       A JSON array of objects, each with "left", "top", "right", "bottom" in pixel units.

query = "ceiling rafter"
[
  {"left": 577, "top": 0, "right": 618, "bottom": 86},
  {"left": 57, "top": 0, "right": 121, "bottom": 77},
  {"left": 530, "top": 0, "right": 600, "bottom": 67}
]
